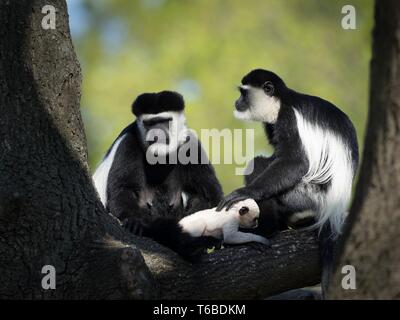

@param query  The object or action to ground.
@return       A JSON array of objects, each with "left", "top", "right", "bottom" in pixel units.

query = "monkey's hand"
[
  {"left": 122, "top": 216, "right": 147, "bottom": 236},
  {"left": 216, "top": 188, "right": 254, "bottom": 211}
]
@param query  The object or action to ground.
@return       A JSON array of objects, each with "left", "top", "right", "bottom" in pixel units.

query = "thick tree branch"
[{"left": 126, "top": 229, "right": 321, "bottom": 299}]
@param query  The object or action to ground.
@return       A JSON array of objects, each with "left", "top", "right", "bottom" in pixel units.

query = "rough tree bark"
[
  {"left": 137, "top": 229, "right": 320, "bottom": 299},
  {"left": 0, "top": 0, "right": 157, "bottom": 299},
  {"left": 0, "top": 0, "right": 320, "bottom": 299},
  {"left": 328, "top": 0, "right": 400, "bottom": 299}
]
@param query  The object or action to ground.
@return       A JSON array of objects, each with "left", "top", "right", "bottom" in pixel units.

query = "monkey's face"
[
  {"left": 234, "top": 69, "right": 284, "bottom": 124},
  {"left": 138, "top": 111, "right": 188, "bottom": 156},
  {"left": 233, "top": 199, "right": 260, "bottom": 229}
]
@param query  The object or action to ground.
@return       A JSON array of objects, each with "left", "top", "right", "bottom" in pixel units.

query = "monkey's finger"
[
  {"left": 224, "top": 195, "right": 248, "bottom": 211},
  {"left": 128, "top": 221, "right": 135, "bottom": 233},
  {"left": 216, "top": 194, "right": 240, "bottom": 211},
  {"left": 137, "top": 225, "right": 144, "bottom": 237},
  {"left": 122, "top": 220, "right": 131, "bottom": 231},
  {"left": 224, "top": 199, "right": 237, "bottom": 211},
  {"left": 137, "top": 224, "right": 145, "bottom": 236},
  {"left": 217, "top": 200, "right": 232, "bottom": 211},
  {"left": 216, "top": 200, "right": 228, "bottom": 211},
  {"left": 132, "top": 222, "right": 142, "bottom": 235}
]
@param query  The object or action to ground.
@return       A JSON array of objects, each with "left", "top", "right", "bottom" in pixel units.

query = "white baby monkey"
[{"left": 178, "top": 198, "right": 269, "bottom": 245}]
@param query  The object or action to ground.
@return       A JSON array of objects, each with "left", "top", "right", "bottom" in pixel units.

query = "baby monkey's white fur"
[{"left": 179, "top": 199, "right": 269, "bottom": 245}]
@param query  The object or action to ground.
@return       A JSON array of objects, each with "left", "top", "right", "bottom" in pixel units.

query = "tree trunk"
[
  {"left": 328, "top": 0, "right": 400, "bottom": 299},
  {"left": 0, "top": 0, "right": 321, "bottom": 299},
  {"left": 0, "top": 0, "right": 156, "bottom": 299}
]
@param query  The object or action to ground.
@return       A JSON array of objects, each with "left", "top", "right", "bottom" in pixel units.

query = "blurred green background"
[{"left": 67, "top": 0, "right": 373, "bottom": 194}]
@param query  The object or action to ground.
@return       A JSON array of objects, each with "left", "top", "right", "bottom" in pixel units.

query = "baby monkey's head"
[{"left": 231, "top": 198, "right": 260, "bottom": 229}]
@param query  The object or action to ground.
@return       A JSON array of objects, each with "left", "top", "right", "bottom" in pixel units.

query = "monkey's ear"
[
  {"left": 262, "top": 81, "right": 274, "bottom": 96},
  {"left": 239, "top": 206, "right": 249, "bottom": 215}
]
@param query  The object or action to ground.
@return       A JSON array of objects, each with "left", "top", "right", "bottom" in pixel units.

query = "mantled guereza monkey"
[
  {"left": 217, "top": 69, "right": 359, "bottom": 293},
  {"left": 141, "top": 198, "right": 268, "bottom": 260},
  {"left": 93, "top": 91, "right": 223, "bottom": 235}
]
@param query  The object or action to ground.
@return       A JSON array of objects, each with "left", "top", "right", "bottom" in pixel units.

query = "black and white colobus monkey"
[
  {"left": 93, "top": 91, "right": 223, "bottom": 235},
  {"left": 217, "top": 69, "right": 359, "bottom": 291},
  {"left": 218, "top": 69, "right": 358, "bottom": 235}
]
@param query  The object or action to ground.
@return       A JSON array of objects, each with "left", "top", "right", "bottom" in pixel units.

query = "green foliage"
[{"left": 70, "top": 0, "right": 373, "bottom": 193}]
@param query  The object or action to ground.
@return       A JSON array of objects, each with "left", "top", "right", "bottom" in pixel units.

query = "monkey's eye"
[
  {"left": 239, "top": 206, "right": 249, "bottom": 215},
  {"left": 262, "top": 81, "right": 274, "bottom": 95}
]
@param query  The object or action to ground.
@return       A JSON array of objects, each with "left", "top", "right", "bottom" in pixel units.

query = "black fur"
[
  {"left": 242, "top": 69, "right": 286, "bottom": 96},
  {"left": 131, "top": 90, "right": 185, "bottom": 116},
  {"left": 319, "top": 223, "right": 335, "bottom": 298}
]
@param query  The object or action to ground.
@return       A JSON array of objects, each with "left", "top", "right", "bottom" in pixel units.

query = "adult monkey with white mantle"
[
  {"left": 93, "top": 91, "right": 223, "bottom": 235},
  {"left": 217, "top": 69, "right": 359, "bottom": 293}
]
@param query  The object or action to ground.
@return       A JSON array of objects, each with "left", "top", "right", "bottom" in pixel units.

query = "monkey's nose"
[{"left": 235, "top": 99, "right": 247, "bottom": 111}]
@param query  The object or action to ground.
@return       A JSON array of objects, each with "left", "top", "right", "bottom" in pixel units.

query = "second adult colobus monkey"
[
  {"left": 217, "top": 69, "right": 359, "bottom": 293},
  {"left": 218, "top": 69, "right": 358, "bottom": 236},
  {"left": 93, "top": 91, "right": 223, "bottom": 235}
]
